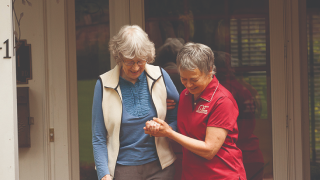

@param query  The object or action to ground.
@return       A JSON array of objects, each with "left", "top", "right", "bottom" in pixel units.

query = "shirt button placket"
[{"left": 134, "top": 83, "right": 140, "bottom": 116}]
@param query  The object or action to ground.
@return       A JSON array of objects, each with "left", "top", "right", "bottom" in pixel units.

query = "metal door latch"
[{"left": 49, "top": 128, "right": 54, "bottom": 142}]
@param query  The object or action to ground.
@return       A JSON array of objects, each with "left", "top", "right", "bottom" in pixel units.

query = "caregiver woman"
[
  {"left": 145, "top": 43, "right": 247, "bottom": 180},
  {"left": 92, "top": 25, "right": 179, "bottom": 180}
]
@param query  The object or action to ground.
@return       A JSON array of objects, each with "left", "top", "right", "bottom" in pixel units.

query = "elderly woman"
[
  {"left": 145, "top": 43, "right": 247, "bottom": 180},
  {"left": 92, "top": 25, "right": 179, "bottom": 180}
]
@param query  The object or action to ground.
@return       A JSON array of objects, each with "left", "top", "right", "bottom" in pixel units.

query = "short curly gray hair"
[
  {"left": 109, "top": 25, "right": 155, "bottom": 64},
  {"left": 176, "top": 42, "right": 216, "bottom": 75}
]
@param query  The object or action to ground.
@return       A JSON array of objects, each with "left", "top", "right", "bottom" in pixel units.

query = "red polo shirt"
[
  {"left": 220, "top": 76, "right": 264, "bottom": 165},
  {"left": 177, "top": 76, "right": 247, "bottom": 180}
]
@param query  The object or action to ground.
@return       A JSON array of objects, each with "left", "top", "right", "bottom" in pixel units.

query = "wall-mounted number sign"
[
  {"left": 1, "top": 39, "right": 32, "bottom": 84},
  {"left": 1, "top": 39, "right": 11, "bottom": 58},
  {"left": 16, "top": 39, "right": 32, "bottom": 84}
]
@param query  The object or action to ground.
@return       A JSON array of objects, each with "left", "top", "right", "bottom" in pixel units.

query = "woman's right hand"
[
  {"left": 144, "top": 120, "right": 161, "bottom": 135},
  {"left": 166, "top": 99, "right": 176, "bottom": 110},
  {"left": 145, "top": 118, "right": 173, "bottom": 137},
  {"left": 153, "top": 118, "right": 172, "bottom": 136},
  {"left": 101, "top": 174, "right": 112, "bottom": 180}
]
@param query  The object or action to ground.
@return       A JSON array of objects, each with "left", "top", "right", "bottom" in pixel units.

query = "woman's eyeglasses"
[{"left": 123, "top": 60, "right": 147, "bottom": 66}]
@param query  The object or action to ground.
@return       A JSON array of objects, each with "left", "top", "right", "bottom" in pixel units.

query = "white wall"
[{"left": 0, "top": 0, "right": 19, "bottom": 179}]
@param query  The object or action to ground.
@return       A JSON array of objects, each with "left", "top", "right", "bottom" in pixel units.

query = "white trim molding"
[
  {"left": 269, "top": 0, "right": 309, "bottom": 179},
  {"left": 65, "top": 0, "right": 79, "bottom": 179},
  {"left": 130, "top": 0, "right": 145, "bottom": 29},
  {"left": 44, "top": 0, "right": 79, "bottom": 179},
  {"left": 0, "top": 0, "right": 19, "bottom": 179},
  {"left": 269, "top": 1, "right": 287, "bottom": 178},
  {"left": 109, "top": 0, "right": 130, "bottom": 68},
  {"left": 292, "top": 0, "right": 310, "bottom": 179},
  {"left": 109, "top": 0, "right": 144, "bottom": 69}
]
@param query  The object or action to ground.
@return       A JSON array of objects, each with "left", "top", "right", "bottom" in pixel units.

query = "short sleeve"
[{"left": 207, "top": 97, "right": 239, "bottom": 131}]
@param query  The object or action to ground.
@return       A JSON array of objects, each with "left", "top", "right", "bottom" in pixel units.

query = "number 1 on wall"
[{"left": 1, "top": 39, "right": 11, "bottom": 59}]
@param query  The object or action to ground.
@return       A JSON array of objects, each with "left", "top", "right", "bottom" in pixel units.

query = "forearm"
[
  {"left": 93, "top": 143, "right": 110, "bottom": 179},
  {"left": 167, "top": 129, "right": 219, "bottom": 160},
  {"left": 148, "top": 118, "right": 226, "bottom": 160},
  {"left": 92, "top": 79, "right": 110, "bottom": 179},
  {"left": 92, "top": 127, "right": 110, "bottom": 179}
]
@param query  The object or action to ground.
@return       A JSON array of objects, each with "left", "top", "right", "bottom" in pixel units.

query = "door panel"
[
  {"left": 75, "top": 0, "right": 110, "bottom": 179},
  {"left": 145, "top": 1, "right": 272, "bottom": 179}
]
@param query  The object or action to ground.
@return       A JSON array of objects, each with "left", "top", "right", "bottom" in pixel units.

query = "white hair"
[
  {"left": 176, "top": 42, "right": 216, "bottom": 75},
  {"left": 109, "top": 25, "right": 155, "bottom": 64}
]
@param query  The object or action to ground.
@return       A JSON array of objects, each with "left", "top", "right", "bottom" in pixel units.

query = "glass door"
[
  {"left": 75, "top": 0, "right": 110, "bottom": 179},
  {"left": 307, "top": 1, "right": 320, "bottom": 179},
  {"left": 74, "top": 0, "right": 274, "bottom": 179},
  {"left": 145, "top": 0, "right": 273, "bottom": 179}
]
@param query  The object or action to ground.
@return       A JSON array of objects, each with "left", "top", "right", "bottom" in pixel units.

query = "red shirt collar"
[
  {"left": 185, "top": 75, "right": 220, "bottom": 102},
  {"left": 199, "top": 75, "right": 219, "bottom": 102}
]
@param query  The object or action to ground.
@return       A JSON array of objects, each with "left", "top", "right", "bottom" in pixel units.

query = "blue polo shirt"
[{"left": 92, "top": 69, "right": 179, "bottom": 180}]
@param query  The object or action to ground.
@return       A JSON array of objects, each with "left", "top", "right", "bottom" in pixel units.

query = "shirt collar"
[
  {"left": 119, "top": 71, "right": 145, "bottom": 84},
  {"left": 199, "top": 75, "right": 220, "bottom": 102},
  {"left": 184, "top": 75, "right": 220, "bottom": 102}
]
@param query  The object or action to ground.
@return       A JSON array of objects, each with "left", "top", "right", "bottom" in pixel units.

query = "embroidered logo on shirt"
[{"left": 196, "top": 105, "right": 209, "bottom": 114}]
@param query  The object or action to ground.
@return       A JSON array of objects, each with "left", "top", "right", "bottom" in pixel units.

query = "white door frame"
[
  {"left": 43, "top": 0, "right": 78, "bottom": 179},
  {"left": 269, "top": 0, "right": 309, "bottom": 179},
  {"left": 0, "top": 0, "right": 19, "bottom": 179},
  {"left": 109, "top": 0, "right": 145, "bottom": 68}
]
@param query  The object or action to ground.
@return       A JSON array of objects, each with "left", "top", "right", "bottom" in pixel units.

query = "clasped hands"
[
  {"left": 144, "top": 99, "right": 175, "bottom": 137},
  {"left": 143, "top": 117, "right": 172, "bottom": 137}
]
